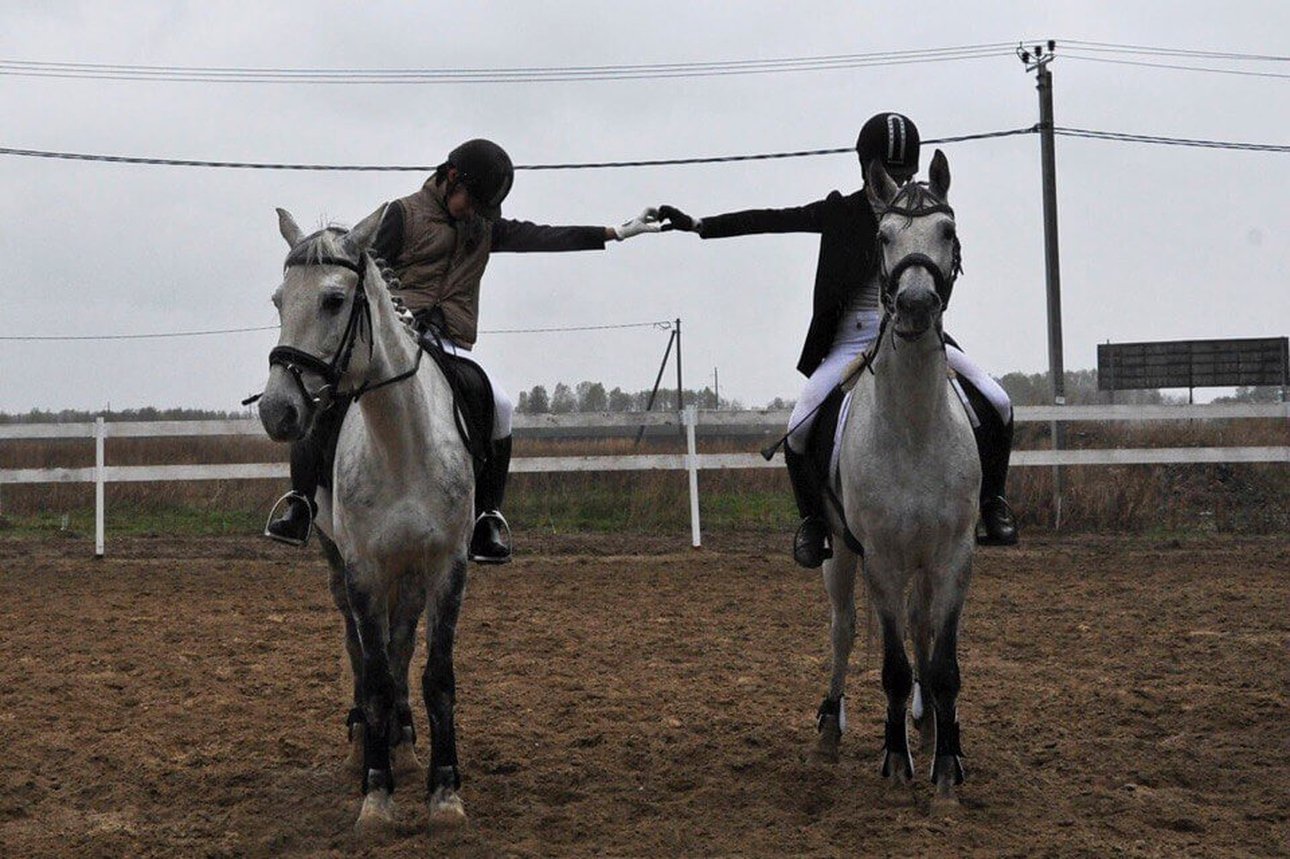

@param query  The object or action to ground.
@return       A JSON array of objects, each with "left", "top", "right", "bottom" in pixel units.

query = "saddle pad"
[{"left": 827, "top": 380, "right": 979, "bottom": 484}]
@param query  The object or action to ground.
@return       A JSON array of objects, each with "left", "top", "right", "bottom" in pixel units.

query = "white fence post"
[
  {"left": 684, "top": 405, "right": 701, "bottom": 548},
  {"left": 94, "top": 416, "right": 105, "bottom": 559}
]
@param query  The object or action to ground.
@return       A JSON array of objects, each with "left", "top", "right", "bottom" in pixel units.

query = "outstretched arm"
[
  {"left": 492, "top": 208, "right": 661, "bottom": 252},
  {"left": 658, "top": 200, "right": 826, "bottom": 239}
]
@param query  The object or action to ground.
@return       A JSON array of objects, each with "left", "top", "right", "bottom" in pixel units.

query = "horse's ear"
[
  {"left": 344, "top": 203, "right": 388, "bottom": 254},
  {"left": 277, "top": 208, "right": 304, "bottom": 247},
  {"left": 864, "top": 159, "right": 898, "bottom": 208},
  {"left": 929, "top": 149, "right": 951, "bottom": 199}
]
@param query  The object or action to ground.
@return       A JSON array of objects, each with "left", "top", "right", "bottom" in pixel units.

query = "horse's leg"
[
  {"left": 344, "top": 566, "right": 399, "bottom": 835},
  {"left": 422, "top": 554, "right": 469, "bottom": 829},
  {"left": 388, "top": 574, "right": 427, "bottom": 774},
  {"left": 319, "top": 534, "right": 366, "bottom": 772},
  {"left": 924, "top": 554, "right": 972, "bottom": 808},
  {"left": 908, "top": 578, "right": 936, "bottom": 754},
  {"left": 866, "top": 563, "right": 915, "bottom": 785},
  {"left": 812, "top": 543, "right": 859, "bottom": 764}
]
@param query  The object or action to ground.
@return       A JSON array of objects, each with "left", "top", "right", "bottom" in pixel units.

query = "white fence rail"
[{"left": 1, "top": 404, "right": 1285, "bottom": 557}]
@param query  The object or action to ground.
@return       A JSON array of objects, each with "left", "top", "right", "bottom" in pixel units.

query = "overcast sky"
[{"left": 0, "top": 1, "right": 1286, "bottom": 413}]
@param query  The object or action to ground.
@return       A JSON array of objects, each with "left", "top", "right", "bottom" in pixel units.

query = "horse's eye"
[
  {"left": 878, "top": 232, "right": 891, "bottom": 245},
  {"left": 942, "top": 223, "right": 957, "bottom": 240},
  {"left": 321, "top": 293, "right": 346, "bottom": 313}
]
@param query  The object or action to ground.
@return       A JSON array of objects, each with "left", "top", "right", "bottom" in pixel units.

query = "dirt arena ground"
[{"left": 0, "top": 531, "right": 1285, "bottom": 858}]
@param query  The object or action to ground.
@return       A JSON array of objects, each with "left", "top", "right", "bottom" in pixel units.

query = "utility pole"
[
  {"left": 1019, "top": 39, "right": 1067, "bottom": 529},
  {"left": 713, "top": 366, "right": 719, "bottom": 409},
  {"left": 674, "top": 318, "right": 684, "bottom": 412}
]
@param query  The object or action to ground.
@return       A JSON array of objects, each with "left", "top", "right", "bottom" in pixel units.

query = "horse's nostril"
[{"left": 280, "top": 404, "right": 299, "bottom": 432}]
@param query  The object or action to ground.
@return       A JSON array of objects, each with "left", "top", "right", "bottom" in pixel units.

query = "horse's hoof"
[
  {"left": 881, "top": 750, "right": 914, "bottom": 785},
  {"left": 391, "top": 741, "right": 422, "bottom": 774},
  {"left": 931, "top": 753, "right": 966, "bottom": 787},
  {"left": 428, "top": 787, "right": 468, "bottom": 831},
  {"left": 929, "top": 791, "right": 962, "bottom": 817},
  {"left": 354, "top": 790, "right": 396, "bottom": 837},
  {"left": 810, "top": 719, "right": 842, "bottom": 764}
]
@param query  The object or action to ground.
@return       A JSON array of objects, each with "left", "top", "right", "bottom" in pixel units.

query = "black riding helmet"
[
  {"left": 444, "top": 138, "right": 514, "bottom": 220},
  {"left": 855, "top": 112, "right": 920, "bottom": 180}
]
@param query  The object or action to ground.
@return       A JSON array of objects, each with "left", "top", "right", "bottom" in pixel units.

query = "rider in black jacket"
[{"left": 659, "top": 113, "right": 1018, "bottom": 566}]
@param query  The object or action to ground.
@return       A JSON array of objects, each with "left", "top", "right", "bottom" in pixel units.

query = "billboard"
[{"left": 1097, "top": 337, "right": 1289, "bottom": 391}]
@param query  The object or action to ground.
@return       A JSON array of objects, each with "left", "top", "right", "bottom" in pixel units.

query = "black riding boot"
[
  {"left": 264, "top": 440, "right": 320, "bottom": 546},
  {"left": 785, "top": 447, "right": 832, "bottom": 568},
  {"left": 975, "top": 409, "right": 1018, "bottom": 546},
  {"left": 470, "top": 435, "right": 513, "bottom": 564},
  {"left": 263, "top": 405, "right": 345, "bottom": 547}
]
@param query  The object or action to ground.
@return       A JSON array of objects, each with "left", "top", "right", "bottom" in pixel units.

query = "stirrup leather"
[{"left": 263, "top": 490, "right": 314, "bottom": 547}]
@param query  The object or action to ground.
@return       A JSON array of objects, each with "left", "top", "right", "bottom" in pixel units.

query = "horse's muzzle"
[
  {"left": 893, "top": 283, "right": 941, "bottom": 340},
  {"left": 258, "top": 369, "right": 312, "bottom": 441}
]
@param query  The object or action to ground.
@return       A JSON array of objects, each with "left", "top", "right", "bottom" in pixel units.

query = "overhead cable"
[
  {"left": 1054, "top": 127, "right": 1290, "bottom": 153},
  {"left": 1, "top": 320, "right": 674, "bottom": 342},
  {"left": 0, "top": 127, "right": 1036, "bottom": 172},
  {"left": 1063, "top": 53, "right": 1290, "bottom": 80},
  {"left": 0, "top": 44, "right": 1014, "bottom": 84},
  {"left": 1059, "top": 40, "right": 1290, "bottom": 63}
]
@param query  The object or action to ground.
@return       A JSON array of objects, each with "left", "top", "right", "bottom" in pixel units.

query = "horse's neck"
[{"left": 869, "top": 327, "right": 950, "bottom": 436}]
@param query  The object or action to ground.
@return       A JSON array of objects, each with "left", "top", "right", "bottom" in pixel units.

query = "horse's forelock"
[
  {"left": 282, "top": 223, "right": 395, "bottom": 296},
  {"left": 892, "top": 181, "right": 943, "bottom": 210},
  {"left": 284, "top": 225, "right": 353, "bottom": 269}
]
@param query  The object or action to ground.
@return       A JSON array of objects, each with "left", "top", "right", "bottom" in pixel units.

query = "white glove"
[{"left": 613, "top": 208, "right": 663, "bottom": 241}]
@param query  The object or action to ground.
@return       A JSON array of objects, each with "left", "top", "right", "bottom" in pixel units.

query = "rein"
[{"left": 243, "top": 252, "right": 423, "bottom": 409}]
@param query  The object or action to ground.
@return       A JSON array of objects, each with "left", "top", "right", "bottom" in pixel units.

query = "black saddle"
[
  {"left": 416, "top": 328, "right": 495, "bottom": 470},
  {"left": 305, "top": 319, "right": 496, "bottom": 493}
]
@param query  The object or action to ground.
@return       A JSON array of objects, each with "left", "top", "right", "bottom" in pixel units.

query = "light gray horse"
[
  {"left": 813, "top": 150, "right": 981, "bottom": 810},
  {"left": 256, "top": 205, "right": 475, "bottom": 834}
]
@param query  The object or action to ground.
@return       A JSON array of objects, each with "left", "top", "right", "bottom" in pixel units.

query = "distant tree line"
[
  {"left": 0, "top": 406, "right": 249, "bottom": 424},
  {"left": 515, "top": 382, "right": 741, "bottom": 414},
  {"left": 1, "top": 374, "right": 1278, "bottom": 423},
  {"left": 996, "top": 370, "right": 1283, "bottom": 406}
]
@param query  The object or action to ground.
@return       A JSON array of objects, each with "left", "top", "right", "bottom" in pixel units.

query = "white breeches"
[
  {"left": 785, "top": 310, "right": 1011, "bottom": 454},
  {"left": 440, "top": 338, "right": 514, "bottom": 440}
]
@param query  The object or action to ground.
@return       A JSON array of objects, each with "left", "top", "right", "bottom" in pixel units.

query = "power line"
[
  {"left": 483, "top": 321, "right": 673, "bottom": 334},
  {"left": 1, "top": 320, "right": 674, "bottom": 342},
  {"left": 1055, "top": 126, "right": 1290, "bottom": 153},
  {"left": 0, "top": 128, "right": 1036, "bottom": 172},
  {"left": 0, "top": 44, "right": 1015, "bottom": 84},
  {"left": 1059, "top": 40, "right": 1290, "bottom": 63},
  {"left": 1063, "top": 53, "right": 1290, "bottom": 80},
  {"left": 0, "top": 325, "right": 278, "bottom": 341},
  {"left": 3, "top": 124, "right": 1284, "bottom": 172}
]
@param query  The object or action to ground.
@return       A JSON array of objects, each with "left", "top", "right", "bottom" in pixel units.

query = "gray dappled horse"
[
  {"left": 257, "top": 206, "right": 474, "bottom": 834},
  {"left": 814, "top": 151, "right": 981, "bottom": 810}
]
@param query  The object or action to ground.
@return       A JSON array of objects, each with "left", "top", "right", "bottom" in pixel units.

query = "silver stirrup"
[
  {"left": 470, "top": 510, "right": 512, "bottom": 563},
  {"left": 263, "top": 490, "right": 313, "bottom": 547}
]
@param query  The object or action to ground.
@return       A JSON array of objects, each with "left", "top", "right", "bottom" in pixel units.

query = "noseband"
[
  {"left": 259, "top": 250, "right": 421, "bottom": 412},
  {"left": 874, "top": 185, "right": 963, "bottom": 315}
]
